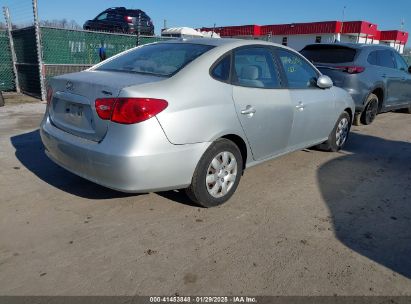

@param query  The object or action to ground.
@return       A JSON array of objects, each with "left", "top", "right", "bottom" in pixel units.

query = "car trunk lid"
[{"left": 48, "top": 70, "right": 165, "bottom": 142}]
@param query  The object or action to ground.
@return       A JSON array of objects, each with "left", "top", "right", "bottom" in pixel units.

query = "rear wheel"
[
  {"left": 317, "top": 111, "right": 351, "bottom": 152},
  {"left": 186, "top": 139, "right": 243, "bottom": 208},
  {"left": 361, "top": 93, "right": 379, "bottom": 125}
]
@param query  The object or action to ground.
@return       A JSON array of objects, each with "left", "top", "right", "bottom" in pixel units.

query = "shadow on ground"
[
  {"left": 10, "top": 129, "right": 195, "bottom": 205},
  {"left": 318, "top": 132, "right": 411, "bottom": 279}
]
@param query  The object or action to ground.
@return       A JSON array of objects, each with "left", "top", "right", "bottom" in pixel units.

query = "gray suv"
[{"left": 301, "top": 43, "right": 411, "bottom": 125}]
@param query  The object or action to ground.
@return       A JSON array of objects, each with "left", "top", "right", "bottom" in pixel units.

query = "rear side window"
[
  {"left": 377, "top": 50, "right": 395, "bottom": 69},
  {"left": 367, "top": 51, "right": 378, "bottom": 65},
  {"left": 211, "top": 55, "right": 231, "bottom": 82},
  {"left": 96, "top": 43, "right": 214, "bottom": 77},
  {"left": 301, "top": 45, "right": 357, "bottom": 63}
]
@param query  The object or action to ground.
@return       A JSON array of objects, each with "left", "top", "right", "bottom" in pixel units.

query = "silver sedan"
[{"left": 40, "top": 38, "right": 355, "bottom": 207}]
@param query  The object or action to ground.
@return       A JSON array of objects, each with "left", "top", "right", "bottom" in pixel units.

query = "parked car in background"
[
  {"left": 41, "top": 39, "right": 355, "bottom": 207},
  {"left": 83, "top": 7, "right": 154, "bottom": 36},
  {"left": 301, "top": 43, "right": 411, "bottom": 125}
]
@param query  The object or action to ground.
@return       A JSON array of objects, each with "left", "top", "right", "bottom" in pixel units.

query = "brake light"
[
  {"left": 46, "top": 87, "right": 53, "bottom": 106},
  {"left": 337, "top": 66, "right": 365, "bottom": 74},
  {"left": 124, "top": 16, "right": 133, "bottom": 22},
  {"left": 95, "top": 98, "right": 168, "bottom": 124},
  {"left": 95, "top": 98, "right": 116, "bottom": 120}
]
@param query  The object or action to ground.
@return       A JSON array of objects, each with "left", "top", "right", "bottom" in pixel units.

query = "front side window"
[
  {"left": 96, "top": 43, "right": 214, "bottom": 77},
  {"left": 211, "top": 55, "right": 231, "bottom": 82},
  {"left": 277, "top": 49, "right": 319, "bottom": 89},
  {"left": 377, "top": 50, "right": 395, "bottom": 69},
  {"left": 393, "top": 52, "right": 409, "bottom": 71},
  {"left": 233, "top": 47, "right": 280, "bottom": 89}
]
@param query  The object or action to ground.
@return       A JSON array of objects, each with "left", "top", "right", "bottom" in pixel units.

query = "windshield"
[
  {"left": 301, "top": 45, "right": 357, "bottom": 64},
  {"left": 96, "top": 43, "right": 214, "bottom": 77}
]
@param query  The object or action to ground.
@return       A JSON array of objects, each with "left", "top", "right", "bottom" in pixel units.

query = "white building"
[
  {"left": 201, "top": 21, "right": 408, "bottom": 54},
  {"left": 161, "top": 27, "right": 220, "bottom": 39}
]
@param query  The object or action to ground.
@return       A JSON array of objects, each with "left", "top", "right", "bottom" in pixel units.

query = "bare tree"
[{"left": 40, "top": 19, "right": 82, "bottom": 30}]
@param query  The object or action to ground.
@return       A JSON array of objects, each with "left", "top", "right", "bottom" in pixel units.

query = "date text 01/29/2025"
[{"left": 149, "top": 296, "right": 257, "bottom": 303}]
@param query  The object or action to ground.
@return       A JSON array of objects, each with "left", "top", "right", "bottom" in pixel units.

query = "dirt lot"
[{"left": 0, "top": 99, "right": 411, "bottom": 296}]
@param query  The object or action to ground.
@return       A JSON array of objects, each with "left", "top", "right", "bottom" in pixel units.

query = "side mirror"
[
  {"left": 408, "top": 66, "right": 411, "bottom": 74},
  {"left": 317, "top": 75, "right": 333, "bottom": 89}
]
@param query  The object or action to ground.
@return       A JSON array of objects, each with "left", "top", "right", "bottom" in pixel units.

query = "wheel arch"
[
  {"left": 344, "top": 107, "right": 353, "bottom": 122},
  {"left": 219, "top": 134, "right": 248, "bottom": 171},
  {"left": 370, "top": 87, "right": 385, "bottom": 112}
]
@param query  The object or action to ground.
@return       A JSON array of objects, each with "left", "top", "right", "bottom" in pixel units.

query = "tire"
[
  {"left": 352, "top": 112, "right": 361, "bottom": 126},
  {"left": 0, "top": 92, "right": 4, "bottom": 107},
  {"left": 360, "top": 93, "right": 379, "bottom": 125},
  {"left": 185, "top": 139, "right": 243, "bottom": 208},
  {"left": 317, "top": 111, "right": 351, "bottom": 152}
]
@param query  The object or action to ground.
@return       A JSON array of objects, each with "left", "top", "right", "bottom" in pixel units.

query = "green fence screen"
[
  {"left": 12, "top": 27, "right": 41, "bottom": 97},
  {"left": 40, "top": 27, "right": 173, "bottom": 88},
  {"left": 41, "top": 27, "right": 172, "bottom": 65},
  {"left": 0, "top": 30, "right": 15, "bottom": 91}
]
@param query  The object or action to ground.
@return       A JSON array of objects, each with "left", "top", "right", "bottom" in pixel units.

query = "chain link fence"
[
  {"left": 0, "top": 0, "right": 174, "bottom": 100},
  {"left": 0, "top": 30, "right": 15, "bottom": 91},
  {"left": 40, "top": 27, "right": 172, "bottom": 88}
]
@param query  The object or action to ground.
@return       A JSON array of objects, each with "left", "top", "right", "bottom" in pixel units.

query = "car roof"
[
  {"left": 159, "top": 37, "right": 296, "bottom": 50},
  {"left": 303, "top": 42, "right": 395, "bottom": 51}
]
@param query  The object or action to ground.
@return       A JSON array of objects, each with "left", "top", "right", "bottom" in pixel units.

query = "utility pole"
[
  {"left": 3, "top": 6, "right": 20, "bottom": 93},
  {"left": 340, "top": 5, "right": 347, "bottom": 42},
  {"left": 32, "top": 0, "right": 46, "bottom": 101},
  {"left": 136, "top": 12, "right": 141, "bottom": 46},
  {"left": 211, "top": 23, "right": 216, "bottom": 38}
]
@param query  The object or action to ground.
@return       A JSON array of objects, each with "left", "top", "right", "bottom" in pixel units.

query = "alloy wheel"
[
  {"left": 336, "top": 117, "right": 349, "bottom": 147},
  {"left": 365, "top": 99, "right": 378, "bottom": 124}
]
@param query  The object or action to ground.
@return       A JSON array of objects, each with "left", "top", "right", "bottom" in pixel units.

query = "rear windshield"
[
  {"left": 300, "top": 45, "right": 357, "bottom": 64},
  {"left": 96, "top": 43, "right": 214, "bottom": 77}
]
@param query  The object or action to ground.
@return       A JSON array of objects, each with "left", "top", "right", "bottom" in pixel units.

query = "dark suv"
[
  {"left": 301, "top": 43, "right": 411, "bottom": 125},
  {"left": 83, "top": 7, "right": 154, "bottom": 36}
]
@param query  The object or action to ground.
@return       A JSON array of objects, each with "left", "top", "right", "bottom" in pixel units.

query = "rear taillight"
[
  {"left": 337, "top": 66, "right": 365, "bottom": 74},
  {"left": 46, "top": 87, "right": 53, "bottom": 106},
  {"left": 95, "top": 98, "right": 168, "bottom": 124},
  {"left": 95, "top": 98, "right": 116, "bottom": 120},
  {"left": 124, "top": 16, "right": 133, "bottom": 23}
]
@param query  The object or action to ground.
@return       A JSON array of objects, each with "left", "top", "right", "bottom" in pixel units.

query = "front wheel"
[
  {"left": 317, "top": 111, "right": 351, "bottom": 152},
  {"left": 186, "top": 139, "right": 243, "bottom": 208}
]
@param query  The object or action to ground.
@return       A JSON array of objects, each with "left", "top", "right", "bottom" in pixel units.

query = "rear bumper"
[{"left": 40, "top": 115, "right": 210, "bottom": 193}]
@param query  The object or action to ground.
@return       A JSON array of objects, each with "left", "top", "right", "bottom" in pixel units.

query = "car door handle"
[
  {"left": 296, "top": 102, "right": 305, "bottom": 110},
  {"left": 241, "top": 106, "right": 256, "bottom": 115}
]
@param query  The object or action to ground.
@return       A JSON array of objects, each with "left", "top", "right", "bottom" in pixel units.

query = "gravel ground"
[{"left": 0, "top": 100, "right": 410, "bottom": 296}]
